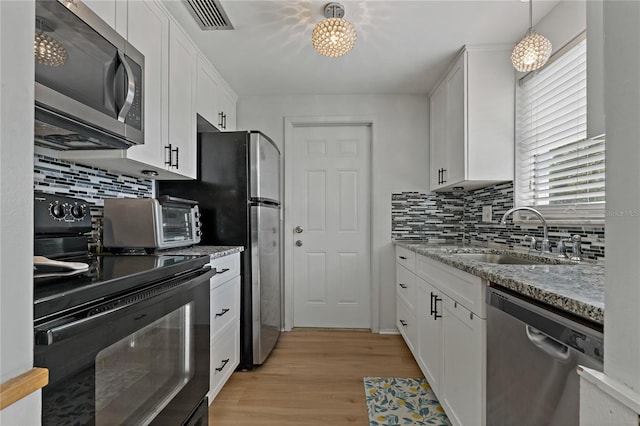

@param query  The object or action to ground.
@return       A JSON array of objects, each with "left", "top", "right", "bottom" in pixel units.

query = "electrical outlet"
[{"left": 482, "top": 205, "right": 492, "bottom": 222}]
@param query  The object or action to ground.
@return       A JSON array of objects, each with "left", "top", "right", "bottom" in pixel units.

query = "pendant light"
[
  {"left": 34, "top": 17, "right": 68, "bottom": 67},
  {"left": 311, "top": 2, "right": 357, "bottom": 58},
  {"left": 511, "top": 0, "right": 552, "bottom": 72}
]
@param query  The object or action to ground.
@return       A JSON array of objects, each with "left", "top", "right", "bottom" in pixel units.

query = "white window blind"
[{"left": 515, "top": 34, "right": 605, "bottom": 222}]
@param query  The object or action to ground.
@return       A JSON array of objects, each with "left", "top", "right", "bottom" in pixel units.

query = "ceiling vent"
[{"left": 184, "top": 0, "right": 233, "bottom": 30}]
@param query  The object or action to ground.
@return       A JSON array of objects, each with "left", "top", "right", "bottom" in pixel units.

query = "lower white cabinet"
[
  {"left": 440, "top": 295, "right": 486, "bottom": 426},
  {"left": 417, "top": 277, "right": 443, "bottom": 395},
  {"left": 396, "top": 297, "right": 417, "bottom": 353},
  {"left": 395, "top": 246, "right": 487, "bottom": 426},
  {"left": 208, "top": 253, "right": 241, "bottom": 402}
]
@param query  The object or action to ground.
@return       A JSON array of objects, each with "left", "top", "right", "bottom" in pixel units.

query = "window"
[{"left": 515, "top": 33, "right": 605, "bottom": 223}]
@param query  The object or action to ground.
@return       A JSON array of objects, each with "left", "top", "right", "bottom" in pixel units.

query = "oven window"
[
  {"left": 95, "top": 302, "right": 195, "bottom": 425},
  {"left": 161, "top": 206, "right": 194, "bottom": 243}
]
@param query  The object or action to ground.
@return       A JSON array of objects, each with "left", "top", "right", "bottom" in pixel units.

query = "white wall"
[
  {"left": 0, "top": 0, "right": 41, "bottom": 424},
  {"left": 238, "top": 94, "right": 429, "bottom": 332}
]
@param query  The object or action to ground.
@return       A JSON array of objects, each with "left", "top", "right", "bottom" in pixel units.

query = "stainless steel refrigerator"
[{"left": 159, "top": 130, "right": 282, "bottom": 370}]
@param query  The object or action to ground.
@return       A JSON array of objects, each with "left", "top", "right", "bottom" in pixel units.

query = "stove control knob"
[
  {"left": 51, "top": 203, "right": 65, "bottom": 219},
  {"left": 71, "top": 205, "right": 84, "bottom": 219}
]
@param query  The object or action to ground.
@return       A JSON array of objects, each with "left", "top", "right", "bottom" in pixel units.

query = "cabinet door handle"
[
  {"left": 216, "top": 267, "right": 230, "bottom": 275},
  {"left": 218, "top": 112, "right": 224, "bottom": 128},
  {"left": 399, "top": 320, "right": 407, "bottom": 327},
  {"left": 222, "top": 113, "right": 227, "bottom": 129},
  {"left": 399, "top": 256, "right": 407, "bottom": 260},
  {"left": 430, "top": 292, "right": 442, "bottom": 319},
  {"left": 430, "top": 292, "right": 436, "bottom": 315},
  {"left": 215, "top": 358, "right": 230, "bottom": 372},
  {"left": 164, "top": 144, "right": 173, "bottom": 166},
  {"left": 399, "top": 283, "right": 407, "bottom": 289},
  {"left": 215, "top": 308, "right": 230, "bottom": 318},
  {"left": 173, "top": 146, "right": 179, "bottom": 168},
  {"left": 442, "top": 169, "right": 447, "bottom": 184},
  {"left": 434, "top": 295, "right": 443, "bottom": 320}
]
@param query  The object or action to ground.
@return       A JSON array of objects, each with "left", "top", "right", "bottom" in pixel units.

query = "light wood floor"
[{"left": 209, "top": 328, "right": 423, "bottom": 425}]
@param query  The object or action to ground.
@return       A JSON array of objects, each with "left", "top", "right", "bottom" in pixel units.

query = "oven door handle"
[{"left": 35, "top": 267, "right": 214, "bottom": 346}]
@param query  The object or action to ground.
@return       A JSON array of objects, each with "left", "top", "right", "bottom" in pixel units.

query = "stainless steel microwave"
[{"left": 34, "top": 0, "right": 144, "bottom": 150}]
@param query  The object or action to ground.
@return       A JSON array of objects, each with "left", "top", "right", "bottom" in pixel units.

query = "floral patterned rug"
[{"left": 363, "top": 377, "right": 451, "bottom": 425}]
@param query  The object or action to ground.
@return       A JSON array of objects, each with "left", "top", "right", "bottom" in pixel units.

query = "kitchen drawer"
[
  {"left": 396, "top": 264, "right": 417, "bottom": 312},
  {"left": 397, "top": 297, "right": 417, "bottom": 354},
  {"left": 396, "top": 246, "right": 416, "bottom": 272},
  {"left": 417, "top": 254, "right": 487, "bottom": 318},
  {"left": 209, "top": 253, "right": 240, "bottom": 289},
  {"left": 208, "top": 322, "right": 240, "bottom": 402},
  {"left": 211, "top": 275, "right": 240, "bottom": 337}
]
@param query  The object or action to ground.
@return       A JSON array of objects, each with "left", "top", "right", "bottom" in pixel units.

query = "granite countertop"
[
  {"left": 394, "top": 241, "right": 605, "bottom": 325},
  {"left": 164, "top": 245, "right": 244, "bottom": 259}
]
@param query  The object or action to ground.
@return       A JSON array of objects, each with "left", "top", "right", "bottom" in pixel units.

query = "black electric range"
[
  {"left": 34, "top": 192, "right": 212, "bottom": 426},
  {"left": 34, "top": 252, "right": 209, "bottom": 324},
  {"left": 33, "top": 192, "right": 209, "bottom": 324}
]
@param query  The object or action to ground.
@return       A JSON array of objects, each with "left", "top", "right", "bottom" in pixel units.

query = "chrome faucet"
[{"left": 500, "top": 207, "right": 551, "bottom": 253}]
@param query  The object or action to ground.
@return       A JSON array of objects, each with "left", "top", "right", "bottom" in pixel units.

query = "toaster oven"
[{"left": 103, "top": 196, "right": 201, "bottom": 251}]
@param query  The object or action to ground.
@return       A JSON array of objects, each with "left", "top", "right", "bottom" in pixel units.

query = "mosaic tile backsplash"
[
  {"left": 392, "top": 182, "right": 606, "bottom": 261},
  {"left": 34, "top": 154, "right": 153, "bottom": 248}
]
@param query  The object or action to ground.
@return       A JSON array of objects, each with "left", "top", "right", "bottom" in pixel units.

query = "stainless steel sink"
[{"left": 453, "top": 253, "right": 546, "bottom": 265}]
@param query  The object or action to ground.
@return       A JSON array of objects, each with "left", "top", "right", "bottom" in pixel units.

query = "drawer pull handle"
[
  {"left": 215, "top": 308, "right": 230, "bottom": 318},
  {"left": 399, "top": 320, "right": 407, "bottom": 327},
  {"left": 399, "top": 283, "right": 408, "bottom": 289},
  {"left": 399, "top": 256, "right": 407, "bottom": 260},
  {"left": 215, "top": 358, "right": 230, "bottom": 372},
  {"left": 216, "top": 268, "right": 230, "bottom": 274}
]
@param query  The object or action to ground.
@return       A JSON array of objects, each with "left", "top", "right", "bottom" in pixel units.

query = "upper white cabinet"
[
  {"left": 429, "top": 46, "right": 514, "bottom": 192},
  {"left": 196, "top": 55, "right": 237, "bottom": 132},
  {"left": 58, "top": 0, "right": 238, "bottom": 180},
  {"left": 218, "top": 83, "right": 237, "bottom": 131},
  {"left": 82, "top": 0, "right": 117, "bottom": 31},
  {"left": 121, "top": 0, "right": 169, "bottom": 173},
  {"left": 168, "top": 21, "right": 198, "bottom": 179},
  {"left": 197, "top": 55, "right": 221, "bottom": 129}
]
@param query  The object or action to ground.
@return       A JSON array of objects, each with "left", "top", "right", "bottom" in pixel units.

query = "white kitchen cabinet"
[
  {"left": 395, "top": 246, "right": 487, "bottom": 426},
  {"left": 167, "top": 20, "right": 197, "bottom": 179},
  {"left": 440, "top": 295, "right": 486, "bottom": 426},
  {"left": 396, "top": 248, "right": 418, "bottom": 354},
  {"left": 429, "top": 46, "right": 514, "bottom": 192},
  {"left": 58, "top": 1, "right": 238, "bottom": 180},
  {"left": 218, "top": 83, "right": 237, "bottom": 131},
  {"left": 208, "top": 253, "right": 241, "bottom": 402},
  {"left": 197, "top": 55, "right": 221, "bottom": 129},
  {"left": 397, "top": 296, "right": 418, "bottom": 353},
  {"left": 60, "top": 0, "right": 195, "bottom": 180},
  {"left": 417, "top": 277, "right": 443, "bottom": 395},
  {"left": 429, "top": 81, "right": 447, "bottom": 191},
  {"left": 196, "top": 57, "right": 237, "bottom": 131},
  {"left": 82, "top": 0, "right": 128, "bottom": 37}
]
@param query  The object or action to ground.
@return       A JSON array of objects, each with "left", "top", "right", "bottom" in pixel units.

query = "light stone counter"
[
  {"left": 164, "top": 245, "right": 244, "bottom": 259},
  {"left": 394, "top": 241, "right": 605, "bottom": 325}
]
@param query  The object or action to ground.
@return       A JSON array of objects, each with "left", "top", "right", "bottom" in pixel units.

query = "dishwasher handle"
[{"left": 525, "top": 325, "right": 571, "bottom": 362}]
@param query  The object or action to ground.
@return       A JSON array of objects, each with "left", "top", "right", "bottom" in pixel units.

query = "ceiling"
[{"left": 162, "top": 0, "right": 560, "bottom": 97}]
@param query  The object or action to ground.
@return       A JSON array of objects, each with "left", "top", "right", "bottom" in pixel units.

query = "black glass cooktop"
[{"left": 34, "top": 253, "right": 209, "bottom": 324}]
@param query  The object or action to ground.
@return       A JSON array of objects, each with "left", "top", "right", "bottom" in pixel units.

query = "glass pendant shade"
[
  {"left": 511, "top": 29, "right": 552, "bottom": 72},
  {"left": 312, "top": 3, "right": 356, "bottom": 58},
  {"left": 35, "top": 32, "right": 68, "bottom": 67}
]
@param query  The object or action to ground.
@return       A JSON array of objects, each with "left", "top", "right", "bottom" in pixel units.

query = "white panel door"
[{"left": 291, "top": 125, "right": 371, "bottom": 328}]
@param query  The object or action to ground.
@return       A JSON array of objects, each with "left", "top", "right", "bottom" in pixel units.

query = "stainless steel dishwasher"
[{"left": 486, "top": 286, "right": 604, "bottom": 426}]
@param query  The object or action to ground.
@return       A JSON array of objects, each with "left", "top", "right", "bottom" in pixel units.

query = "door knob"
[
  {"left": 295, "top": 240, "right": 303, "bottom": 247},
  {"left": 295, "top": 226, "right": 303, "bottom": 233}
]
